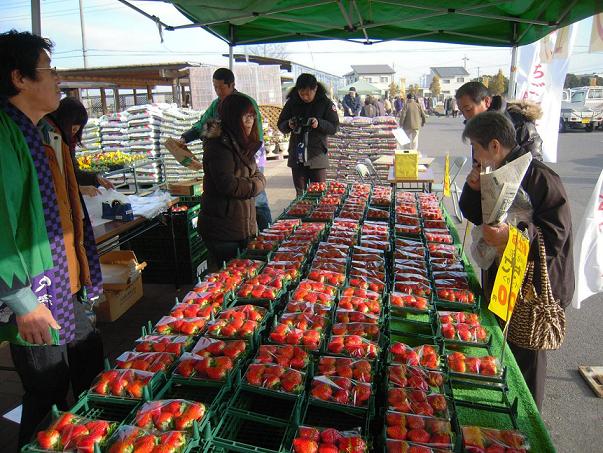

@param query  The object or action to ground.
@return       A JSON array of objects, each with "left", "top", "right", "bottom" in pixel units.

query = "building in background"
[
  {"left": 229, "top": 54, "right": 345, "bottom": 101},
  {"left": 421, "top": 66, "right": 471, "bottom": 97},
  {"left": 58, "top": 61, "right": 286, "bottom": 116},
  {"left": 189, "top": 64, "right": 283, "bottom": 109},
  {"left": 344, "top": 65, "right": 396, "bottom": 94},
  {"left": 59, "top": 62, "right": 207, "bottom": 116}
]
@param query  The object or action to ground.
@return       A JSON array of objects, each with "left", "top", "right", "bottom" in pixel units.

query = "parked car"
[{"left": 559, "top": 87, "right": 602, "bottom": 132}]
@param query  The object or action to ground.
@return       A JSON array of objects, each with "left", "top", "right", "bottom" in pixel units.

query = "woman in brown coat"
[{"left": 198, "top": 93, "right": 266, "bottom": 270}]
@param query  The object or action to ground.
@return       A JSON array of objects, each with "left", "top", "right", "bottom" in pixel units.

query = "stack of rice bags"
[
  {"left": 327, "top": 116, "right": 398, "bottom": 182},
  {"left": 159, "top": 107, "right": 204, "bottom": 183}
]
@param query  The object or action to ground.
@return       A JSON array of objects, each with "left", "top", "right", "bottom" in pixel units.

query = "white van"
[{"left": 570, "top": 86, "right": 603, "bottom": 110}]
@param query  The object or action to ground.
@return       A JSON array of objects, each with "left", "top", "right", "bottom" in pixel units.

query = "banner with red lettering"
[
  {"left": 516, "top": 25, "right": 577, "bottom": 163},
  {"left": 572, "top": 169, "right": 603, "bottom": 309}
]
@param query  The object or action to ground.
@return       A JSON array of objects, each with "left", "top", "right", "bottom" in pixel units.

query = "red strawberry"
[
  {"left": 407, "top": 428, "right": 430, "bottom": 444},
  {"left": 126, "top": 380, "right": 144, "bottom": 398},
  {"left": 160, "top": 431, "right": 186, "bottom": 448},
  {"left": 176, "top": 360, "right": 195, "bottom": 378},
  {"left": 85, "top": 420, "right": 110, "bottom": 436},
  {"left": 386, "top": 425, "right": 407, "bottom": 440},
  {"left": 37, "top": 430, "right": 60, "bottom": 449},
  {"left": 153, "top": 411, "right": 173, "bottom": 431},
  {"left": 298, "top": 426, "right": 320, "bottom": 441},
  {"left": 164, "top": 401, "right": 184, "bottom": 415},
  {"left": 429, "top": 433, "right": 451, "bottom": 446},
  {"left": 60, "top": 424, "right": 89, "bottom": 448},
  {"left": 53, "top": 412, "right": 75, "bottom": 431},
  {"left": 333, "top": 389, "right": 350, "bottom": 404},
  {"left": 311, "top": 383, "right": 332, "bottom": 401},
  {"left": 407, "top": 415, "right": 425, "bottom": 429},
  {"left": 280, "top": 370, "right": 303, "bottom": 393},
  {"left": 76, "top": 433, "right": 104, "bottom": 453},
  {"left": 320, "top": 428, "right": 343, "bottom": 444},
  {"left": 292, "top": 438, "right": 318, "bottom": 453}
]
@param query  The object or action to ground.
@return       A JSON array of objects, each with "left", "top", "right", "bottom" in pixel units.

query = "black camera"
[{"left": 290, "top": 116, "right": 313, "bottom": 134}]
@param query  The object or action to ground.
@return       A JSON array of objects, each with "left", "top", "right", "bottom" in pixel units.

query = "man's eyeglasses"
[{"left": 36, "top": 67, "right": 58, "bottom": 77}]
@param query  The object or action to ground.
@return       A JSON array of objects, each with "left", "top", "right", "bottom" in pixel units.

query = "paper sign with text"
[{"left": 488, "top": 225, "right": 530, "bottom": 321}]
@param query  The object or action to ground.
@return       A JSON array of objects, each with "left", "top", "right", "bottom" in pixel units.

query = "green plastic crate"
[
  {"left": 154, "top": 377, "right": 232, "bottom": 427},
  {"left": 211, "top": 410, "right": 295, "bottom": 453},
  {"left": 227, "top": 386, "right": 304, "bottom": 422},
  {"left": 388, "top": 311, "right": 437, "bottom": 337},
  {"left": 70, "top": 394, "right": 140, "bottom": 423},
  {"left": 301, "top": 400, "right": 373, "bottom": 439}
]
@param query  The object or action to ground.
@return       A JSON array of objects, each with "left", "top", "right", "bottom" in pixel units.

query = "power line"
[{"left": 0, "top": 2, "right": 119, "bottom": 21}]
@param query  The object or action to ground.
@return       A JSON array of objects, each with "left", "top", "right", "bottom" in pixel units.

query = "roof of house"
[
  {"left": 431, "top": 66, "right": 470, "bottom": 78},
  {"left": 350, "top": 64, "right": 395, "bottom": 75}
]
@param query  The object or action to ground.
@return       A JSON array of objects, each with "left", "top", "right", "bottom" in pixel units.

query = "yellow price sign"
[{"left": 488, "top": 225, "right": 530, "bottom": 321}]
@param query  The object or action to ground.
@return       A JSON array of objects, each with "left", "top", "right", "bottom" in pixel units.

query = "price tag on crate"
[{"left": 488, "top": 225, "right": 530, "bottom": 321}]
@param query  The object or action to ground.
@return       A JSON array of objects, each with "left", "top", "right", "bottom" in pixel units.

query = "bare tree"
[
  {"left": 243, "top": 44, "right": 289, "bottom": 60},
  {"left": 429, "top": 75, "right": 441, "bottom": 97}
]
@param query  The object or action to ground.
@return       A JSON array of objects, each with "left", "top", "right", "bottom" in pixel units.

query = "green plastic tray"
[
  {"left": 228, "top": 386, "right": 304, "bottom": 422},
  {"left": 70, "top": 394, "right": 140, "bottom": 423},
  {"left": 211, "top": 410, "right": 294, "bottom": 453},
  {"left": 301, "top": 400, "right": 373, "bottom": 439},
  {"left": 154, "top": 377, "right": 232, "bottom": 426}
]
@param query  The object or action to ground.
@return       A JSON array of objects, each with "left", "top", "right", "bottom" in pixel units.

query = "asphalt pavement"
[
  {"left": 264, "top": 115, "right": 603, "bottom": 453},
  {"left": 419, "top": 116, "right": 603, "bottom": 453}
]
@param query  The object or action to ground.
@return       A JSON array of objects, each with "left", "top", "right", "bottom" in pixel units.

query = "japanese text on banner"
[{"left": 488, "top": 225, "right": 530, "bottom": 321}]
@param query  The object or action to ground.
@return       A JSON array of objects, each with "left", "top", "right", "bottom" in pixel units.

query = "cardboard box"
[
  {"left": 95, "top": 274, "right": 143, "bottom": 322},
  {"left": 100, "top": 250, "right": 146, "bottom": 291},
  {"left": 394, "top": 150, "right": 419, "bottom": 179},
  {"left": 168, "top": 178, "right": 203, "bottom": 196}
]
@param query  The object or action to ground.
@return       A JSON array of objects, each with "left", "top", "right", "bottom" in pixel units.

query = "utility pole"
[
  {"left": 477, "top": 67, "right": 480, "bottom": 78},
  {"left": 78, "top": 0, "right": 88, "bottom": 68},
  {"left": 462, "top": 55, "right": 469, "bottom": 69},
  {"left": 31, "top": 0, "right": 41, "bottom": 35}
]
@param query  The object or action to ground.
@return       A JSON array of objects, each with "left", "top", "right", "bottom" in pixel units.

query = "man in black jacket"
[
  {"left": 342, "top": 87, "right": 361, "bottom": 117},
  {"left": 459, "top": 111, "right": 574, "bottom": 410},
  {"left": 455, "top": 81, "right": 543, "bottom": 161}
]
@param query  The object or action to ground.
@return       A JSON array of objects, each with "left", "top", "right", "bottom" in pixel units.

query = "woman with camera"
[
  {"left": 198, "top": 93, "right": 266, "bottom": 270},
  {"left": 278, "top": 73, "right": 339, "bottom": 196}
]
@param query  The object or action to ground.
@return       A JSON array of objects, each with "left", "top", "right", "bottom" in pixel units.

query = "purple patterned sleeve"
[{"left": 255, "top": 142, "right": 266, "bottom": 168}]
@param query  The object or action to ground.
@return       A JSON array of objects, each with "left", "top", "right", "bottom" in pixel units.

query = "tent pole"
[
  {"left": 507, "top": 23, "right": 518, "bottom": 99},
  {"left": 31, "top": 0, "right": 41, "bottom": 35},
  {"left": 229, "top": 24, "right": 235, "bottom": 70},
  {"left": 508, "top": 45, "right": 518, "bottom": 98}
]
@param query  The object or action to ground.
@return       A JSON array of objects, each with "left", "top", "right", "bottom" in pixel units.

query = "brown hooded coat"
[
  {"left": 489, "top": 97, "right": 544, "bottom": 161},
  {"left": 197, "top": 122, "right": 266, "bottom": 242}
]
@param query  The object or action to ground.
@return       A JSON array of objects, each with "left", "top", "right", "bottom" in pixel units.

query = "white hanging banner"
[
  {"left": 572, "top": 169, "right": 603, "bottom": 309},
  {"left": 589, "top": 13, "right": 603, "bottom": 52},
  {"left": 516, "top": 24, "right": 577, "bottom": 163}
]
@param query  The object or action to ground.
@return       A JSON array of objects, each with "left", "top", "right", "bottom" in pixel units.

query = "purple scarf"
[{"left": 2, "top": 100, "right": 102, "bottom": 344}]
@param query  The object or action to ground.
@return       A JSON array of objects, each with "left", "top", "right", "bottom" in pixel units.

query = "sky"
[{"left": 2, "top": 0, "right": 603, "bottom": 84}]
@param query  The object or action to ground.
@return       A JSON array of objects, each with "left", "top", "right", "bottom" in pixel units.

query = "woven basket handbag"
[{"left": 508, "top": 227, "right": 566, "bottom": 350}]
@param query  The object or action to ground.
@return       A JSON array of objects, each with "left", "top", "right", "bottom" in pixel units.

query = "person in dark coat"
[
  {"left": 360, "top": 96, "right": 377, "bottom": 118},
  {"left": 394, "top": 96, "right": 404, "bottom": 114},
  {"left": 455, "top": 81, "right": 543, "bottom": 161},
  {"left": 198, "top": 93, "right": 266, "bottom": 270},
  {"left": 459, "top": 111, "right": 574, "bottom": 411},
  {"left": 278, "top": 73, "right": 339, "bottom": 196},
  {"left": 48, "top": 97, "right": 114, "bottom": 195},
  {"left": 374, "top": 96, "right": 386, "bottom": 116},
  {"left": 342, "top": 87, "right": 361, "bottom": 117}
]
